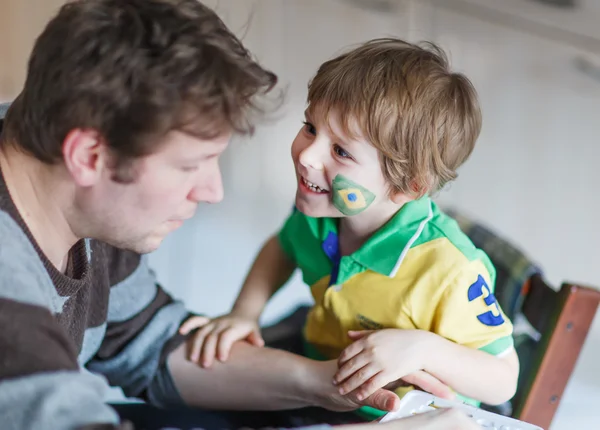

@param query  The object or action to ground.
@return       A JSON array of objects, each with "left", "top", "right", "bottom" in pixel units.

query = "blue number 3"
[{"left": 467, "top": 275, "right": 505, "bottom": 327}]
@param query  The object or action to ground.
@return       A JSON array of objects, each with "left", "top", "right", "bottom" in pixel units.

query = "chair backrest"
[
  {"left": 513, "top": 274, "right": 600, "bottom": 429},
  {"left": 445, "top": 208, "right": 600, "bottom": 429}
]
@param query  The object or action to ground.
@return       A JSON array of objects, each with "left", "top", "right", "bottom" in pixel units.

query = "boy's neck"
[{"left": 338, "top": 198, "right": 409, "bottom": 256}]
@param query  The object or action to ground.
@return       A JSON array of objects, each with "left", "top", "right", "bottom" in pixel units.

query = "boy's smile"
[{"left": 299, "top": 176, "right": 330, "bottom": 195}]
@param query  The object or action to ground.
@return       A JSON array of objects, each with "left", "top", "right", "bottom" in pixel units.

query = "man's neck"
[{"left": 0, "top": 146, "right": 77, "bottom": 273}]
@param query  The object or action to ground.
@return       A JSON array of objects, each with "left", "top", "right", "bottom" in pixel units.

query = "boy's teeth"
[{"left": 303, "top": 177, "right": 326, "bottom": 192}]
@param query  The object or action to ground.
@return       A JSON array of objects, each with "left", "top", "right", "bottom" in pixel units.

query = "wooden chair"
[
  {"left": 510, "top": 274, "right": 600, "bottom": 428},
  {"left": 447, "top": 209, "right": 600, "bottom": 429}
]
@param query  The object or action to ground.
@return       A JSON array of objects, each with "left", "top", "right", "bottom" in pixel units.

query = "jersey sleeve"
[{"left": 432, "top": 259, "right": 514, "bottom": 357}]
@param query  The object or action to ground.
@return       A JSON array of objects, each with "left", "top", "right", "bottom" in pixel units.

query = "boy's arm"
[
  {"left": 232, "top": 206, "right": 304, "bottom": 320},
  {"left": 179, "top": 208, "right": 302, "bottom": 367},
  {"left": 335, "top": 261, "right": 517, "bottom": 406},
  {"left": 231, "top": 234, "right": 297, "bottom": 320},
  {"left": 180, "top": 233, "right": 297, "bottom": 366},
  {"left": 422, "top": 334, "right": 519, "bottom": 405},
  {"left": 425, "top": 262, "right": 519, "bottom": 405}
]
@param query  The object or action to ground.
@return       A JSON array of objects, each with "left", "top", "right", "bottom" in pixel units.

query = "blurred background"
[{"left": 1, "top": 0, "right": 599, "bottom": 427}]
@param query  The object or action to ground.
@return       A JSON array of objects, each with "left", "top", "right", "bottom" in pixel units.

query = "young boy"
[{"left": 180, "top": 38, "right": 519, "bottom": 420}]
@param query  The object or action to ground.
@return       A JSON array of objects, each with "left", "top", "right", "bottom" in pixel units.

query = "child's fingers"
[
  {"left": 402, "top": 371, "right": 455, "bottom": 401},
  {"left": 189, "top": 330, "right": 208, "bottom": 363},
  {"left": 201, "top": 330, "right": 222, "bottom": 368},
  {"left": 337, "top": 363, "right": 379, "bottom": 395},
  {"left": 216, "top": 326, "right": 245, "bottom": 361},
  {"left": 334, "top": 352, "right": 370, "bottom": 385},
  {"left": 353, "top": 371, "right": 389, "bottom": 401},
  {"left": 347, "top": 330, "right": 374, "bottom": 340},
  {"left": 247, "top": 330, "right": 265, "bottom": 347},
  {"left": 179, "top": 316, "right": 210, "bottom": 335},
  {"left": 337, "top": 341, "right": 365, "bottom": 366},
  {"left": 190, "top": 324, "right": 217, "bottom": 363}
]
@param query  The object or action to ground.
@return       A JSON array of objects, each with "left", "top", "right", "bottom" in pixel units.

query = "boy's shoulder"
[
  {"left": 419, "top": 202, "right": 490, "bottom": 261},
  {"left": 388, "top": 199, "right": 496, "bottom": 284}
]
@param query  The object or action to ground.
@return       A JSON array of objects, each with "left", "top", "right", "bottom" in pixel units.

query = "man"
[{"left": 0, "top": 1, "right": 479, "bottom": 429}]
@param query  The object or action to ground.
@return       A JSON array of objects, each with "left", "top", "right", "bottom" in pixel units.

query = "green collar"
[{"left": 319, "top": 196, "right": 434, "bottom": 277}]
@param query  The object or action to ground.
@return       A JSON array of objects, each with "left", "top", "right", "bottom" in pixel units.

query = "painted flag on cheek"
[{"left": 332, "top": 175, "right": 376, "bottom": 216}]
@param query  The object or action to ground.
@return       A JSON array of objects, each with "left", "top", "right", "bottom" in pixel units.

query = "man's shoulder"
[
  {"left": 0, "top": 209, "right": 61, "bottom": 311},
  {"left": 0, "top": 209, "right": 41, "bottom": 267}
]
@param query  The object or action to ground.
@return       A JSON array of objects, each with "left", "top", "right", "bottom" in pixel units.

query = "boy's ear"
[
  {"left": 390, "top": 181, "right": 426, "bottom": 203},
  {"left": 390, "top": 189, "right": 412, "bottom": 205},
  {"left": 408, "top": 179, "right": 431, "bottom": 199}
]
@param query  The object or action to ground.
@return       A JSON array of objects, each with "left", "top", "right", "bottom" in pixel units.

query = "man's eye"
[{"left": 181, "top": 166, "right": 199, "bottom": 172}]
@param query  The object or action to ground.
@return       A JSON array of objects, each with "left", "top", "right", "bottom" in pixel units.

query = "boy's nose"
[{"left": 299, "top": 143, "right": 325, "bottom": 171}]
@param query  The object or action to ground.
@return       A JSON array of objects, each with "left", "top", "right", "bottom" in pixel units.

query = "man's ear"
[{"left": 62, "top": 129, "right": 107, "bottom": 187}]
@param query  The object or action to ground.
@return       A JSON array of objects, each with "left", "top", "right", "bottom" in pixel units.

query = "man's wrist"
[{"left": 295, "top": 359, "right": 339, "bottom": 409}]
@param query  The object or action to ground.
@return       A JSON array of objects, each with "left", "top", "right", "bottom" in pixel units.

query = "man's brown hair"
[
  {"left": 2, "top": 0, "right": 277, "bottom": 181},
  {"left": 307, "top": 38, "right": 482, "bottom": 197}
]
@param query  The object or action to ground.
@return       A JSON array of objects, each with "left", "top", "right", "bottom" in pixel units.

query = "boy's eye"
[
  {"left": 302, "top": 121, "right": 316, "bottom": 136},
  {"left": 333, "top": 144, "right": 351, "bottom": 159}
]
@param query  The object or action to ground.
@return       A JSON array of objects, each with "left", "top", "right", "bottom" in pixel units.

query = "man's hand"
[
  {"left": 179, "top": 314, "right": 264, "bottom": 368},
  {"left": 334, "top": 329, "right": 434, "bottom": 401},
  {"left": 312, "top": 360, "right": 401, "bottom": 413}
]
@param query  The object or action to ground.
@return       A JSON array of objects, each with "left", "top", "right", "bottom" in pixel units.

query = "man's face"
[{"left": 80, "top": 130, "right": 229, "bottom": 253}]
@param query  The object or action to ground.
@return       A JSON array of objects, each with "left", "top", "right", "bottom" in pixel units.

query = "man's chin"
[{"left": 120, "top": 235, "right": 165, "bottom": 254}]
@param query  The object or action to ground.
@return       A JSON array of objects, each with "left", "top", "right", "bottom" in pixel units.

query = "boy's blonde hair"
[{"left": 307, "top": 38, "right": 481, "bottom": 197}]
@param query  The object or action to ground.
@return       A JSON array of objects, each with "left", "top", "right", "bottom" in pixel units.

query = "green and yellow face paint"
[{"left": 331, "top": 174, "right": 376, "bottom": 216}]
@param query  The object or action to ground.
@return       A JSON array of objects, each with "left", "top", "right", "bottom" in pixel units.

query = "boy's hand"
[
  {"left": 389, "top": 371, "right": 455, "bottom": 401},
  {"left": 333, "top": 329, "right": 434, "bottom": 401},
  {"left": 178, "top": 314, "right": 264, "bottom": 368}
]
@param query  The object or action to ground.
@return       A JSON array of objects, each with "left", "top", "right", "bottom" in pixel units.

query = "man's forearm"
[
  {"left": 167, "top": 341, "right": 323, "bottom": 410},
  {"left": 167, "top": 341, "right": 399, "bottom": 412}
]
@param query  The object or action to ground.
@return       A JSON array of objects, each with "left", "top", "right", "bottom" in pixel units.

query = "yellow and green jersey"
[{"left": 278, "top": 196, "right": 514, "bottom": 420}]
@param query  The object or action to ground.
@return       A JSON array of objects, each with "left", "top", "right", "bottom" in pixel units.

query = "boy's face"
[{"left": 291, "top": 109, "right": 399, "bottom": 219}]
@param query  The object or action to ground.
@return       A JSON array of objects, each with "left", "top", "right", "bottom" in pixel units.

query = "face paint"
[{"left": 332, "top": 174, "right": 375, "bottom": 216}]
